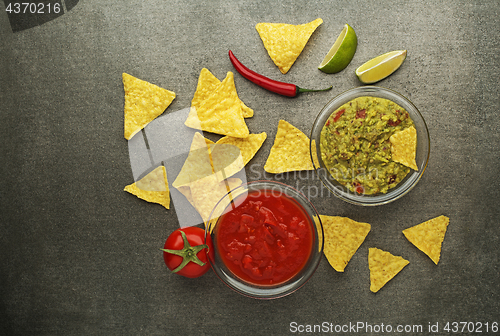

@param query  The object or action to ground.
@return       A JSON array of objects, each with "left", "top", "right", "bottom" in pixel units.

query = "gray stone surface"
[{"left": 1, "top": 0, "right": 499, "bottom": 335}]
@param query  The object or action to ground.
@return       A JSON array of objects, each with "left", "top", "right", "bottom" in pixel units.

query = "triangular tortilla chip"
[
  {"left": 240, "top": 102, "right": 254, "bottom": 118},
  {"left": 177, "top": 174, "right": 242, "bottom": 223},
  {"left": 403, "top": 215, "right": 450, "bottom": 265},
  {"left": 188, "top": 68, "right": 253, "bottom": 119},
  {"left": 209, "top": 143, "right": 244, "bottom": 181},
  {"left": 174, "top": 131, "right": 264, "bottom": 222},
  {"left": 256, "top": 18, "right": 323, "bottom": 74},
  {"left": 184, "top": 72, "right": 249, "bottom": 138},
  {"left": 124, "top": 165, "right": 170, "bottom": 209},
  {"left": 191, "top": 68, "right": 221, "bottom": 110},
  {"left": 123, "top": 73, "right": 176, "bottom": 140},
  {"left": 190, "top": 175, "right": 242, "bottom": 224},
  {"left": 172, "top": 132, "right": 214, "bottom": 188},
  {"left": 311, "top": 139, "right": 320, "bottom": 168},
  {"left": 210, "top": 132, "right": 268, "bottom": 180},
  {"left": 176, "top": 185, "right": 196, "bottom": 208},
  {"left": 264, "top": 120, "right": 315, "bottom": 173},
  {"left": 216, "top": 132, "right": 267, "bottom": 165},
  {"left": 204, "top": 137, "right": 215, "bottom": 146},
  {"left": 368, "top": 248, "right": 409, "bottom": 293},
  {"left": 320, "top": 215, "right": 371, "bottom": 272},
  {"left": 390, "top": 126, "right": 418, "bottom": 170}
]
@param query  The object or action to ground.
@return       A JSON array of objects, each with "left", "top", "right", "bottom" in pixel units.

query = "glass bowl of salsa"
[
  {"left": 310, "top": 86, "right": 430, "bottom": 206},
  {"left": 205, "top": 180, "right": 324, "bottom": 299}
]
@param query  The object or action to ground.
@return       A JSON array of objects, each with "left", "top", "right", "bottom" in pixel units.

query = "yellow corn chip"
[
  {"left": 189, "top": 68, "right": 253, "bottom": 118},
  {"left": 185, "top": 72, "right": 249, "bottom": 138},
  {"left": 320, "top": 215, "right": 371, "bottom": 272},
  {"left": 190, "top": 174, "right": 242, "bottom": 224},
  {"left": 390, "top": 126, "right": 418, "bottom": 170},
  {"left": 264, "top": 120, "right": 315, "bottom": 173},
  {"left": 403, "top": 215, "right": 450, "bottom": 265},
  {"left": 368, "top": 248, "right": 409, "bottom": 293},
  {"left": 123, "top": 73, "right": 176, "bottom": 140},
  {"left": 172, "top": 132, "right": 214, "bottom": 188},
  {"left": 210, "top": 143, "right": 244, "bottom": 181},
  {"left": 311, "top": 139, "right": 320, "bottom": 168},
  {"left": 204, "top": 137, "right": 215, "bottom": 146},
  {"left": 256, "top": 18, "right": 323, "bottom": 74},
  {"left": 240, "top": 102, "right": 253, "bottom": 118},
  {"left": 124, "top": 165, "right": 170, "bottom": 209},
  {"left": 216, "top": 133, "right": 267, "bottom": 165},
  {"left": 177, "top": 174, "right": 241, "bottom": 221},
  {"left": 176, "top": 185, "right": 196, "bottom": 208},
  {"left": 191, "top": 68, "right": 221, "bottom": 110},
  {"left": 174, "top": 131, "right": 263, "bottom": 222}
]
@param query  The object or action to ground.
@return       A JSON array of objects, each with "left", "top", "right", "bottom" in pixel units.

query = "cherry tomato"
[{"left": 161, "top": 227, "right": 214, "bottom": 278}]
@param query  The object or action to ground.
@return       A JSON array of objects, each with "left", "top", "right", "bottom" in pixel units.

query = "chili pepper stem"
[{"left": 297, "top": 86, "right": 333, "bottom": 94}]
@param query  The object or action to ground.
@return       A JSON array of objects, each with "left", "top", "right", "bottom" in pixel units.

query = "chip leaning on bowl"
[{"left": 320, "top": 96, "right": 418, "bottom": 195}]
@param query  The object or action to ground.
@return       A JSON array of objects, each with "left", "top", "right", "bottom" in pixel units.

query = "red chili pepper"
[{"left": 229, "top": 50, "right": 332, "bottom": 97}]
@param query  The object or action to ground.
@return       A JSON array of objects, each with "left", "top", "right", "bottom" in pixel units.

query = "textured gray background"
[{"left": 1, "top": 0, "right": 499, "bottom": 335}]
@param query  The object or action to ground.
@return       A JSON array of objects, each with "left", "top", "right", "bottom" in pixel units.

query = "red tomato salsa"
[{"left": 216, "top": 189, "right": 314, "bottom": 285}]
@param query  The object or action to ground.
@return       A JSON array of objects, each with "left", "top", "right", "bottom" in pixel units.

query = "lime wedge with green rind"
[
  {"left": 318, "top": 24, "right": 357, "bottom": 74},
  {"left": 355, "top": 50, "right": 407, "bottom": 84}
]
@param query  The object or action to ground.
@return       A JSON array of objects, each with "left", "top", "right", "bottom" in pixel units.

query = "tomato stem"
[{"left": 161, "top": 231, "right": 209, "bottom": 273}]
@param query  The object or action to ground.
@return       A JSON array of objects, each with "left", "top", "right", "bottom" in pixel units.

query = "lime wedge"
[
  {"left": 318, "top": 24, "right": 357, "bottom": 74},
  {"left": 355, "top": 50, "right": 407, "bottom": 84}
]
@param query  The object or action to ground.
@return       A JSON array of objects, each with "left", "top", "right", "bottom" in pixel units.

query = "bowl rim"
[
  {"left": 205, "top": 180, "right": 324, "bottom": 299},
  {"left": 310, "top": 86, "right": 430, "bottom": 206}
]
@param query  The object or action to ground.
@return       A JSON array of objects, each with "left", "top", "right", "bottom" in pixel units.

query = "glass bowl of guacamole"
[{"left": 310, "top": 86, "right": 430, "bottom": 206}]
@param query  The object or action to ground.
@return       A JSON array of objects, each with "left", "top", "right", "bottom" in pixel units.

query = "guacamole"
[{"left": 320, "top": 96, "right": 415, "bottom": 195}]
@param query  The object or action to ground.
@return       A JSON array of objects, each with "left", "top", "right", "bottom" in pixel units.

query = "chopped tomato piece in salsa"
[
  {"left": 388, "top": 119, "right": 402, "bottom": 126},
  {"left": 216, "top": 190, "right": 313, "bottom": 285},
  {"left": 355, "top": 109, "right": 366, "bottom": 119},
  {"left": 333, "top": 109, "right": 345, "bottom": 122}
]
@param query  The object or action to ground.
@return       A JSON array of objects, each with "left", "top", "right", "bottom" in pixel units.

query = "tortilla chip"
[
  {"left": 256, "top": 18, "right": 323, "bottom": 74},
  {"left": 191, "top": 68, "right": 221, "bottom": 110},
  {"left": 311, "top": 139, "right": 320, "bottom": 168},
  {"left": 215, "top": 132, "right": 267, "bottom": 166},
  {"left": 210, "top": 143, "right": 245, "bottom": 181},
  {"left": 176, "top": 185, "right": 196, "bottom": 208},
  {"left": 210, "top": 132, "right": 267, "bottom": 180},
  {"left": 190, "top": 175, "right": 242, "bottom": 224},
  {"left": 172, "top": 132, "right": 214, "bottom": 188},
  {"left": 189, "top": 68, "right": 253, "bottom": 119},
  {"left": 204, "top": 137, "right": 214, "bottom": 146},
  {"left": 184, "top": 72, "right": 249, "bottom": 138},
  {"left": 177, "top": 175, "right": 242, "bottom": 223},
  {"left": 124, "top": 165, "right": 170, "bottom": 209},
  {"left": 174, "top": 131, "right": 263, "bottom": 222},
  {"left": 368, "top": 248, "right": 409, "bottom": 293},
  {"left": 390, "top": 126, "right": 418, "bottom": 170},
  {"left": 403, "top": 215, "right": 450, "bottom": 265},
  {"left": 320, "top": 215, "right": 371, "bottom": 272},
  {"left": 123, "top": 73, "right": 176, "bottom": 140},
  {"left": 240, "top": 102, "right": 254, "bottom": 119},
  {"left": 264, "top": 120, "right": 315, "bottom": 173}
]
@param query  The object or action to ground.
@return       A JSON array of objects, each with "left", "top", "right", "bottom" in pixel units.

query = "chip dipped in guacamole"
[{"left": 320, "top": 96, "right": 416, "bottom": 195}]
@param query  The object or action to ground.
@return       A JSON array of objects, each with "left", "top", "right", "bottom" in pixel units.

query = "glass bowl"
[
  {"left": 310, "top": 86, "right": 430, "bottom": 206},
  {"left": 205, "top": 180, "right": 324, "bottom": 299}
]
